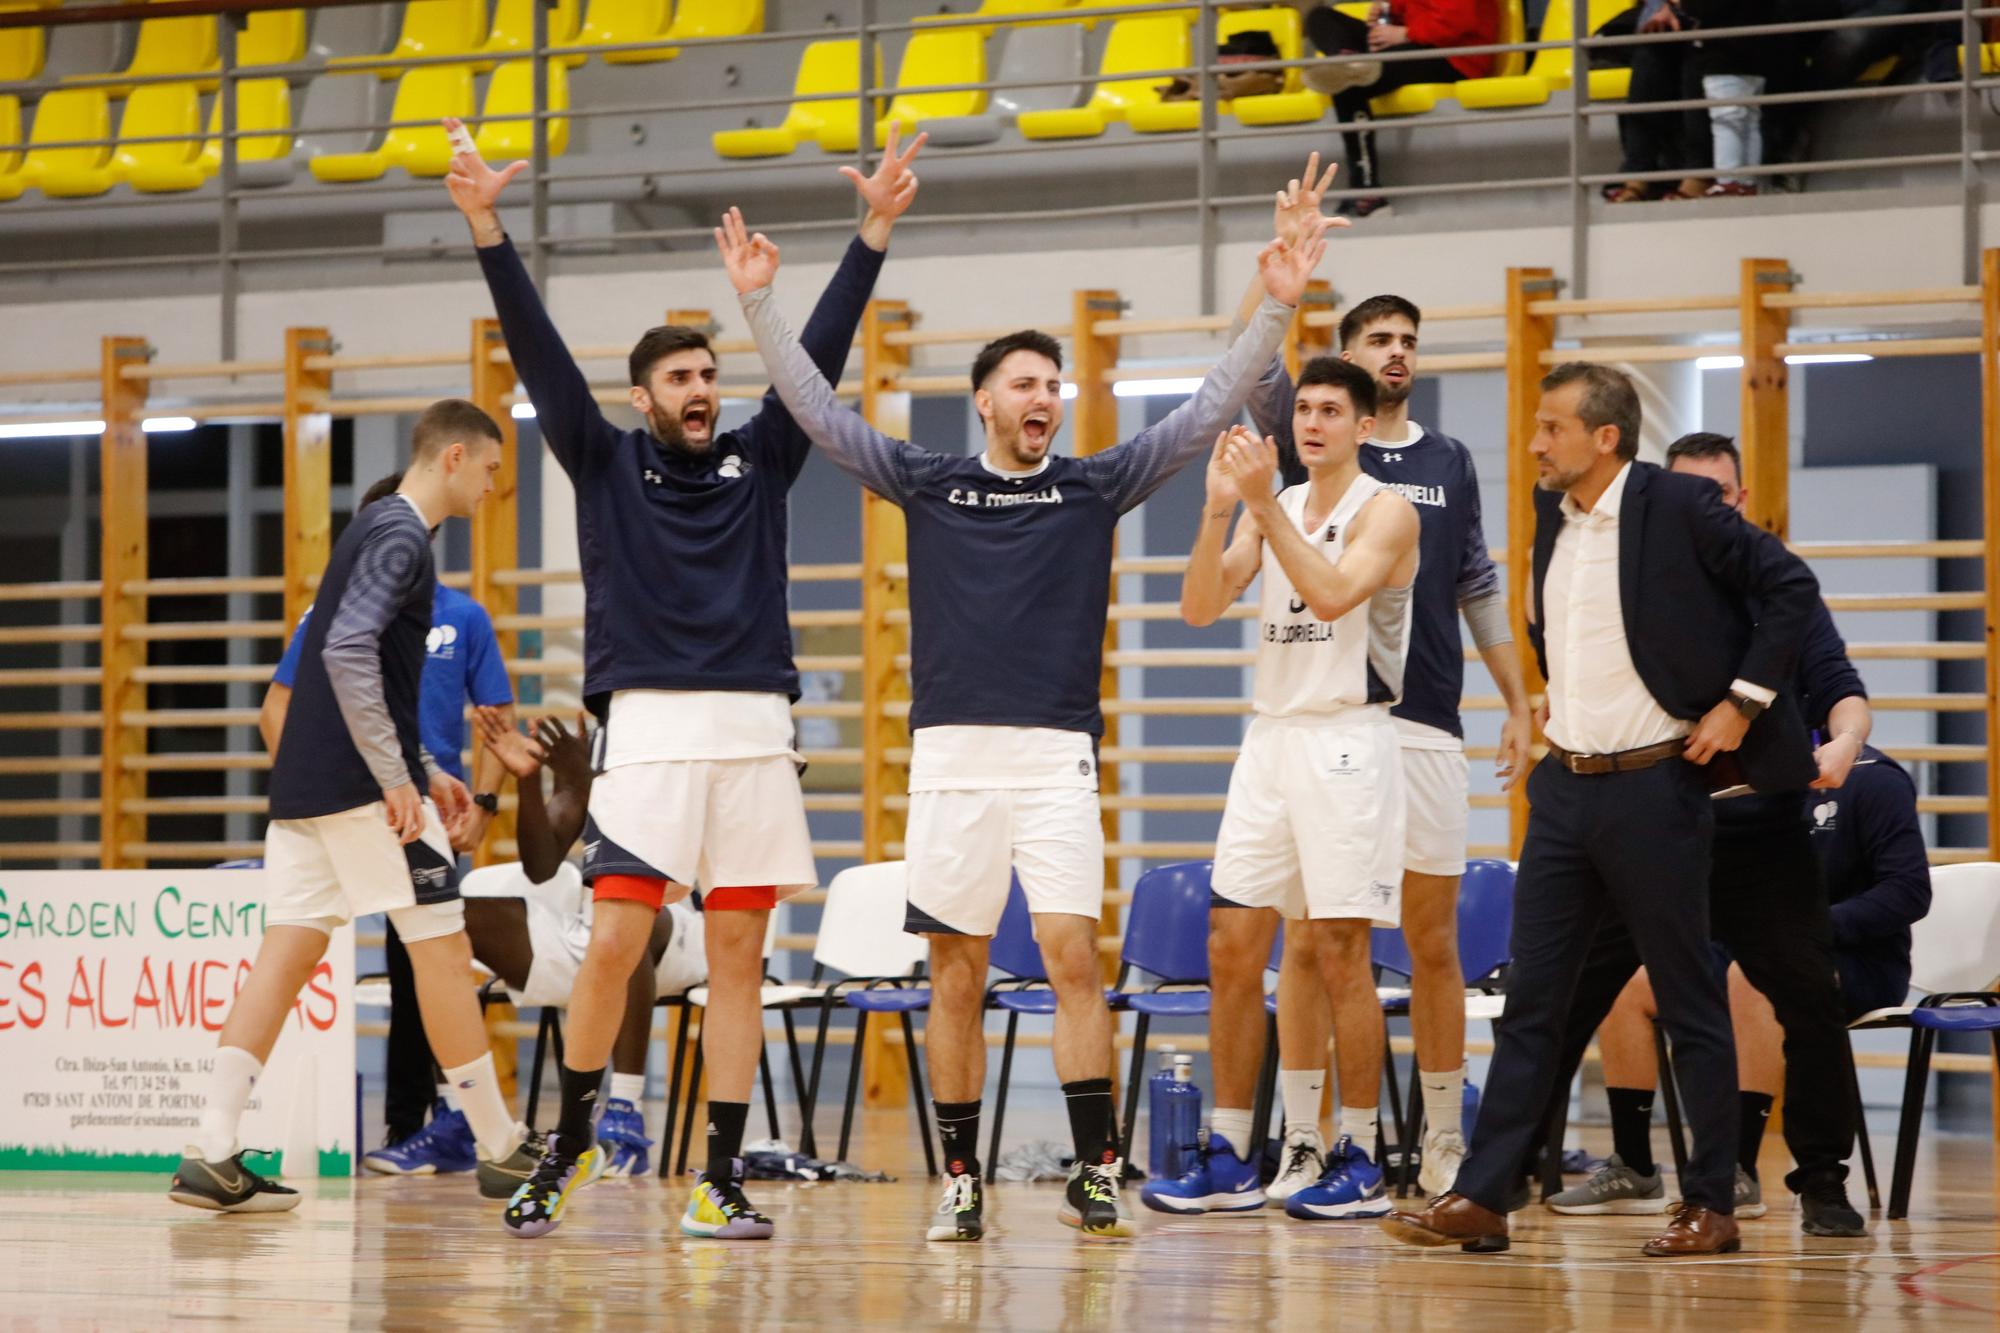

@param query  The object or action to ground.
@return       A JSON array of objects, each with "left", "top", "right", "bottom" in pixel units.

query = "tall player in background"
[
  {"left": 169, "top": 402, "right": 526, "bottom": 1213},
  {"left": 1235, "top": 155, "right": 1533, "bottom": 1201},
  {"left": 1145, "top": 362, "right": 1419, "bottom": 1222},
  {"left": 444, "top": 119, "right": 927, "bottom": 1241},
  {"left": 721, "top": 206, "right": 1330, "bottom": 1243}
]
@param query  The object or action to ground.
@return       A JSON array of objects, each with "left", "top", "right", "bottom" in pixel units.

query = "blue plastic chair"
[{"left": 1112, "top": 861, "right": 1220, "bottom": 1161}]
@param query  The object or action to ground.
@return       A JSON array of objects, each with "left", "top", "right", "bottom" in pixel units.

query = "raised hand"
[
  {"left": 1205, "top": 428, "right": 1247, "bottom": 510},
  {"left": 534, "top": 714, "right": 594, "bottom": 792},
  {"left": 476, "top": 704, "right": 548, "bottom": 779},
  {"left": 1273, "top": 151, "right": 1348, "bottom": 248},
  {"left": 1222, "top": 429, "right": 1281, "bottom": 506},
  {"left": 844, "top": 122, "right": 926, "bottom": 249},
  {"left": 714, "top": 206, "right": 782, "bottom": 295},
  {"left": 442, "top": 117, "right": 526, "bottom": 229},
  {"left": 1257, "top": 215, "right": 1330, "bottom": 308}
]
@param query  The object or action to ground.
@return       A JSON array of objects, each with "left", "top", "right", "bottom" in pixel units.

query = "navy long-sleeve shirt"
[
  {"left": 1717, "top": 597, "right": 1866, "bottom": 832},
  {"left": 1807, "top": 745, "right": 1929, "bottom": 966},
  {"left": 475, "top": 235, "right": 884, "bottom": 714}
]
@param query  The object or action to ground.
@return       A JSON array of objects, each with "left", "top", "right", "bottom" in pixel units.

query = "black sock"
[
  {"left": 706, "top": 1100, "right": 750, "bottom": 1182},
  {"left": 556, "top": 1065, "right": 604, "bottom": 1152},
  {"left": 1061, "top": 1078, "right": 1117, "bottom": 1166},
  {"left": 1606, "top": 1087, "right": 1657, "bottom": 1177},
  {"left": 935, "top": 1099, "right": 983, "bottom": 1178},
  {"left": 1738, "top": 1091, "right": 1775, "bottom": 1179}
]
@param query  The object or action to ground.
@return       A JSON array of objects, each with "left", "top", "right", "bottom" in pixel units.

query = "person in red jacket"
[{"left": 1300, "top": 0, "right": 1500, "bottom": 217}]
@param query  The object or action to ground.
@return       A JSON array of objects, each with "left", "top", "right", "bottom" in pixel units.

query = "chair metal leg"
[
  {"left": 988, "top": 1011, "right": 1020, "bottom": 1171},
  {"left": 660, "top": 1007, "right": 690, "bottom": 1180},
  {"left": 837, "top": 1011, "right": 869, "bottom": 1164},
  {"left": 1848, "top": 1038, "right": 1879, "bottom": 1211},
  {"left": 1888, "top": 1027, "right": 1935, "bottom": 1221},
  {"left": 677, "top": 1034, "right": 705, "bottom": 1176},
  {"left": 525, "top": 1007, "right": 552, "bottom": 1126},
  {"left": 758, "top": 1042, "right": 782, "bottom": 1142},
  {"left": 1654, "top": 1021, "right": 1691, "bottom": 1181},
  {"left": 1117, "top": 1014, "right": 1151, "bottom": 1163},
  {"left": 1398, "top": 1054, "right": 1425, "bottom": 1198},
  {"left": 901, "top": 1011, "right": 937, "bottom": 1177},
  {"left": 550, "top": 1009, "right": 566, "bottom": 1068},
  {"left": 1247, "top": 1012, "right": 1279, "bottom": 1174},
  {"left": 780, "top": 1009, "right": 809, "bottom": 1149},
  {"left": 800, "top": 998, "right": 837, "bottom": 1161}
]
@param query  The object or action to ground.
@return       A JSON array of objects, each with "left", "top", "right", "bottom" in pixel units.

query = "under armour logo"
[{"left": 1378, "top": 452, "right": 1403, "bottom": 463}]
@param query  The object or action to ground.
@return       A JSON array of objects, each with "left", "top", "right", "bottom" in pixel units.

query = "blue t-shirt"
[{"left": 275, "top": 584, "right": 514, "bottom": 781}]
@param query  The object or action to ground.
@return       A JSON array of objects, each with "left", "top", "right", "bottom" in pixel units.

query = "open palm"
[
  {"left": 1273, "top": 151, "right": 1347, "bottom": 247},
  {"left": 442, "top": 116, "right": 526, "bottom": 216},
  {"left": 714, "top": 206, "right": 781, "bottom": 294},
  {"left": 1258, "top": 216, "right": 1330, "bottom": 308},
  {"left": 841, "top": 122, "right": 927, "bottom": 223}
]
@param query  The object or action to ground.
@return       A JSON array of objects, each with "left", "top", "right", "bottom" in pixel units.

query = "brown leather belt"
[{"left": 1545, "top": 737, "right": 1686, "bottom": 776}]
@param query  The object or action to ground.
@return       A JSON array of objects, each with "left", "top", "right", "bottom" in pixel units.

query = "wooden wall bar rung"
[
  {"left": 0, "top": 757, "right": 98, "bottom": 776},
  {"left": 124, "top": 753, "right": 270, "bottom": 772},
  {"left": 0, "top": 712, "right": 103, "bottom": 730},
  {"left": 119, "top": 708, "right": 261, "bottom": 727},
  {"left": 0, "top": 668, "right": 101, "bottom": 687},
  {"left": 1775, "top": 337, "right": 1982, "bottom": 359},
  {"left": 123, "top": 575, "right": 285, "bottom": 596},
  {"left": 1825, "top": 592, "right": 1983, "bottom": 612},
  {"left": 1539, "top": 343, "right": 1737, "bottom": 366},
  {"left": 122, "top": 619, "right": 285, "bottom": 641},
  {"left": 120, "top": 359, "right": 284, "bottom": 381},
  {"left": 0, "top": 580, "right": 102, "bottom": 601},
  {"left": 1763, "top": 286, "right": 1979, "bottom": 310},
  {"left": 132, "top": 664, "right": 274, "bottom": 684},
  {"left": 1794, "top": 539, "right": 1984, "bottom": 558},
  {"left": 120, "top": 841, "right": 262, "bottom": 860},
  {"left": 0, "top": 798, "right": 99, "bottom": 817},
  {"left": 884, "top": 322, "right": 1074, "bottom": 347},
  {"left": 1530, "top": 294, "right": 1735, "bottom": 316},
  {"left": 121, "top": 796, "right": 268, "bottom": 816},
  {"left": 0, "top": 625, "right": 100, "bottom": 644},
  {"left": 0, "top": 842, "right": 102, "bottom": 859}
]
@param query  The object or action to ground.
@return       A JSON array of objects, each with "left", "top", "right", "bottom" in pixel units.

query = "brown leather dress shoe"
[
  {"left": 1642, "top": 1202, "right": 1742, "bottom": 1257},
  {"left": 1378, "top": 1193, "right": 1509, "bottom": 1253}
]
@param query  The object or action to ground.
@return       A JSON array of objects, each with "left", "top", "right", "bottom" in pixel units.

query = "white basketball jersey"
[{"left": 1252, "top": 476, "right": 1416, "bottom": 718}]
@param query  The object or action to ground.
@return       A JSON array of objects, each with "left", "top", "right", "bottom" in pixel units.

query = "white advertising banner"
[{"left": 0, "top": 870, "right": 354, "bottom": 1175}]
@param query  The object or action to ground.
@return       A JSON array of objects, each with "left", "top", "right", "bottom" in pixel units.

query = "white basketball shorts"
[
  {"left": 263, "top": 798, "right": 463, "bottom": 941},
  {"left": 904, "top": 787, "right": 1106, "bottom": 936},
  {"left": 1397, "top": 720, "right": 1469, "bottom": 879},
  {"left": 581, "top": 756, "right": 816, "bottom": 900}
]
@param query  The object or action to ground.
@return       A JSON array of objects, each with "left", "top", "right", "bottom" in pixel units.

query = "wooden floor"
[{"left": 6, "top": 1113, "right": 2000, "bottom": 1329}]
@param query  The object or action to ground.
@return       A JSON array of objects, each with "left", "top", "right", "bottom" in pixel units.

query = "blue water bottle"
[
  {"left": 1147, "top": 1048, "right": 1182, "bottom": 1179},
  {"left": 1165, "top": 1054, "right": 1202, "bottom": 1177}
]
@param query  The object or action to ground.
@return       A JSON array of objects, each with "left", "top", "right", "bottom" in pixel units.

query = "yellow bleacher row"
[
  {"left": 714, "top": 0, "right": 1634, "bottom": 158},
  {"left": 0, "top": 0, "right": 763, "bottom": 200}
]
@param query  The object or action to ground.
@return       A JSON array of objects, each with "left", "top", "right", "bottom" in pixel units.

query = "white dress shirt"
[{"left": 1541, "top": 463, "right": 1772, "bottom": 756}]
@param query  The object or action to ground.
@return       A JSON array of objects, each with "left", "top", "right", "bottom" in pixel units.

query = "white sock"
[
  {"left": 442, "top": 1053, "right": 522, "bottom": 1162},
  {"left": 1420, "top": 1066, "right": 1464, "bottom": 1139},
  {"left": 1338, "top": 1106, "right": 1378, "bottom": 1151},
  {"left": 437, "top": 1081, "right": 460, "bottom": 1113},
  {"left": 610, "top": 1072, "right": 647, "bottom": 1106},
  {"left": 1210, "top": 1107, "right": 1254, "bottom": 1158},
  {"left": 1280, "top": 1068, "right": 1325, "bottom": 1139},
  {"left": 194, "top": 1046, "right": 262, "bottom": 1163}
]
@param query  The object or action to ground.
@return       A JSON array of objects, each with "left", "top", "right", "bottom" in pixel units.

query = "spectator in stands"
[
  {"left": 1764, "top": 0, "right": 1950, "bottom": 174},
  {"left": 1683, "top": 1, "right": 1781, "bottom": 197},
  {"left": 1604, "top": 1, "right": 1714, "bottom": 203},
  {"left": 260, "top": 471, "right": 518, "bottom": 1172},
  {"left": 1297, "top": 0, "right": 1500, "bottom": 217}
]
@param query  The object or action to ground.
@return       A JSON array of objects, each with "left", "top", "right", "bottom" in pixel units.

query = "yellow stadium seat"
[
  {"left": 0, "top": 1, "right": 57, "bottom": 85},
  {"left": 75, "top": 6, "right": 304, "bottom": 92},
  {"left": 310, "top": 64, "right": 475, "bottom": 182},
  {"left": 126, "top": 77, "right": 292, "bottom": 192},
  {"left": 240, "top": 9, "right": 309, "bottom": 68},
  {"left": 0, "top": 95, "right": 25, "bottom": 201},
  {"left": 1131, "top": 7, "right": 1321, "bottom": 133},
  {"left": 877, "top": 25, "right": 986, "bottom": 145},
  {"left": 480, "top": 0, "right": 583, "bottom": 66},
  {"left": 1587, "top": 64, "right": 1628, "bottom": 101},
  {"left": 973, "top": 0, "right": 1077, "bottom": 26},
  {"left": 24, "top": 88, "right": 114, "bottom": 197},
  {"left": 1456, "top": 0, "right": 1626, "bottom": 109},
  {"left": 475, "top": 59, "right": 571, "bottom": 159},
  {"left": 331, "top": 0, "right": 490, "bottom": 75},
  {"left": 1018, "top": 10, "right": 1192, "bottom": 139},
  {"left": 1962, "top": 43, "right": 2000, "bottom": 75},
  {"left": 659, "top": 0, "right": 764, "bottom": 59},
  {"left": 712, "top": 39, "right": 879, "bottom": 158},
  {"left": 574, "top": 0, "right": 672, "bottom": 64},
  {"left": 105, "top": 81, "right": 203, "bottom": 192}
]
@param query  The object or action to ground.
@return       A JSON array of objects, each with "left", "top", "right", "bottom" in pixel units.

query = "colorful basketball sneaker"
[
  {"left": 926, "top": 1171, "right": 985, "bottom": 1242},
  {"left": 1059, "top": 1157, "right": 1135, "bottom": 1237},
  {"left": 1284, "top": 1134, "right": 1394, "bottom": 1220},
  {"left": 361, "top": 1101, "right": 477, "bottom": 1176},
  {"left": 595, "top": 1098, "right": 653, "bottom": 1178},
  {"left": 1267, "top": 1129, "right": 1327, "bottom": 1202},
  {"left": 1138, "top": 1132, "right": 1266, "bottom": 1214},
  {"left": 502, "top": 1135, "right": 602, "bottom": 1239},
  {"left": 682, "top": 1158, "right": 776, "bottom": 1239},
  {"left": 168, "top": 1151, "right": 302, "bottom": 1213}
]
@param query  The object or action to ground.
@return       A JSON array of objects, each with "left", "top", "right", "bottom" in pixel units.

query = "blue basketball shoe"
[
  {"left": 361, "top": 1101, "right": 477, "bottom": 1176},
  {"left": 595, "top": 1098, "right": 653, "bottom": 1177},
  {"left": 1284, "top": 1134, "right": 1393, "bottom": 1220},
  {"left": 1138, "top": 1132, "right": 1267, "bottom": 1215}
]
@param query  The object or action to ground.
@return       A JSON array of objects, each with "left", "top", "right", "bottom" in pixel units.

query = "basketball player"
[
  {"left": 1233, "top": 155, "right": 1532, "bottom": 1202},
  {"left": 169, "top": 401, "right": 527, "bottom": 1213},
  {"left": 444, "top": 121, "right": 924, "bottom": 1240},
  {"left": 1142, "top": 361, "right": 1419, "bottom": 1221},
  {"left": 720, "top": 205, "right": 1331, "bottom": 1242}
]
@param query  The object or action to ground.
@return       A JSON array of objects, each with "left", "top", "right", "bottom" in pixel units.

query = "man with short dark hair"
[
  {"left": 170, "top": 401, "right": 518, "bottom": 1214},
  {"left": 445, "top": 120, "right": 927, "bottom": 1240},
  {"left": 1383, "top": 364, "right": 1823, "bottom": 1258},
  {"left": 722, "top": 205, "right": 1331, "bottom": 1243}
]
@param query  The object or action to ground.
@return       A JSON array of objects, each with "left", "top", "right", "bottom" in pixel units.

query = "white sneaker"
[
  {"left": 1418, "top": 1127, "right": 1467, "bottom": 1198},
  {"left": 1267, "top": 1130, "right": 1326, "bottom": 1201}
]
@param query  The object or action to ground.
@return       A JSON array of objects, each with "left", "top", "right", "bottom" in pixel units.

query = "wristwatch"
[
  {"left": 472, "top": 792, "right": 499, "bottom": 815},
  {"left": 1727, "top": 691, "right": 1767, "bottom": 722}
]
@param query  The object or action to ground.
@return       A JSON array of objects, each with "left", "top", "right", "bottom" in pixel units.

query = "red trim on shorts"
[
  {"left": 592, "top": 873, "right": 667, "bottom": 911},
  {"left": 704, "top": 885, "right": 777, "bottom": 911}
]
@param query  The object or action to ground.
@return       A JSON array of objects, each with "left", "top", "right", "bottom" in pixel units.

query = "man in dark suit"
[{"left": 1381, "top": 363, "right": 1821, "bottom": 1258}]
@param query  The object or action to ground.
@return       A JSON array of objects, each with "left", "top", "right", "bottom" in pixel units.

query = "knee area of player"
[{"left": 1206, "top": 913, "right": 1275, "bottom": 976}]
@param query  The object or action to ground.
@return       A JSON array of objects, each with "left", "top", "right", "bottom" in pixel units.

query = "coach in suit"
[{"left": 1382, "top": 363, "right": 1821, "bottom": 1258}]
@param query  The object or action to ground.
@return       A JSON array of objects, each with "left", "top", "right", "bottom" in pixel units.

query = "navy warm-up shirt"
[
  {"left": 1716, "top": 597, "right": 1867, "bottom": 832},
  {"left": 476, "top": 234, "right": 884, "bottom": 714},
  {"left": 268, "top": 497, "right": 436, "bottom": 820},
  {"left": 1807, "top": 744, "right": 1930, "bottom": 966},
  {"left": 1252, "top": 370, "right": 1499, "bottom": 740},
  {"left": 741, "top": 283, "right": 1296, "bottom": 737}
]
